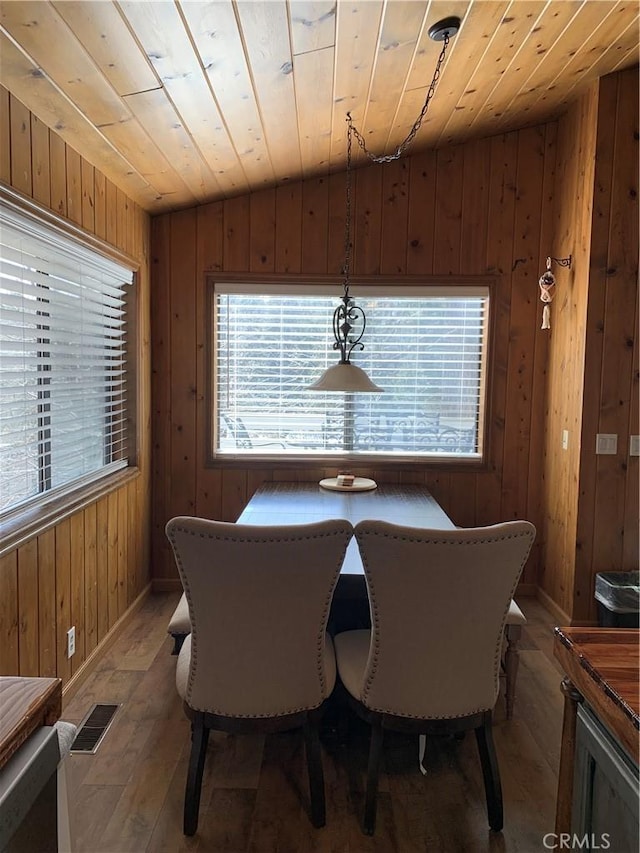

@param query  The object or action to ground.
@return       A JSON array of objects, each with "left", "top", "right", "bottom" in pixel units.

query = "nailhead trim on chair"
[
  {"left": 357, "top": 527, "right": 534, "bottom": 720},
  {"left": 167, "top": 524, "right": 349, "bottom": 717}
]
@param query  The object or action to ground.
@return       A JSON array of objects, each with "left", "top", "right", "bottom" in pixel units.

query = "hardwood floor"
[{"left": 62, "top": 593, "right": 565, "bottom": 852}]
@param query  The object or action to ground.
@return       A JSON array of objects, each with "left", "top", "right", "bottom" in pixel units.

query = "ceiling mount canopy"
[
  {"left": 428, "top": 16, "right": 462, "bottom": 41},
  {"left": 308, "top": 16, "right": 461, "bottom": 394}
]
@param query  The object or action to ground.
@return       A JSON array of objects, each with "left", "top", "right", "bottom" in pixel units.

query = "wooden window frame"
[
  {"left": 0, "top": 185, "right": 141, "bottom": 558},
  {"left": 205, "top": 272, "right": 496, "bottom": 472}
]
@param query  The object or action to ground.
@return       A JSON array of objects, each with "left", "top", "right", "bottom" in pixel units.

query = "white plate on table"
[{"left": 319, "top": 477, "right": 377, "bottom": 492}]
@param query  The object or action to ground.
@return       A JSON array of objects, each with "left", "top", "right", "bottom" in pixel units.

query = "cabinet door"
[{"left": 572, "top": 704, "right": 639, "bottom": 850}]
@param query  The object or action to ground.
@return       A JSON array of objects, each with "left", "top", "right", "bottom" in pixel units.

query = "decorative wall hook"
[{"left": 539, "top": 255, "right": 572, "bottom": 330}]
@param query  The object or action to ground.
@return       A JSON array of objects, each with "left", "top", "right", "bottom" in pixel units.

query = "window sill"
[
  {"left": 0, "top": 468, "right": 140, "bottom": 558},
  {"left": 207, "top": 452, "right": 486, "bottom": 471}
]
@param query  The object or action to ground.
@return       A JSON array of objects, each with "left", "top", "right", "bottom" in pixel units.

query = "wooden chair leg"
[
  {"left": 303, "top": 715, "right": 326, "bottom": 828},
  {"left": 363, "top": 721, "right": 384, "bottom": 835},
  {"left": 184, "top": 715, "right": 209, "bottom": 836},
  {"left": 504, "top": 624, "right": 522, "bottom": 719},
  {"left": 475, "top": 713, "right": 503, "bottom": 832},
  {"left": 170, "top": 633, "right": 187, "bottom": 655}
]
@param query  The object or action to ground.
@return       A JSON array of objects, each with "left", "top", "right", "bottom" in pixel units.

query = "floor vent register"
[{"left": 70, "top": 703, "right": 121, "bottom": 754}]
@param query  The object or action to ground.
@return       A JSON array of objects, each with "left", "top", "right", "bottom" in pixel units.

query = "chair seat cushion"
[
  {"left": 334, "top": 629, "right": 371, "bottom": 700},
  {"left": 506, "top": 600, "right": 526, "bottom": 625},
  {"left": 168, "top": 592, "right": 190, "bottom": 636},
  {"left": 334, "top": 607, "right": 525, "bottom": 703},
  {"left": 176, "top": 632, "right": 337, "bottom": 709}
]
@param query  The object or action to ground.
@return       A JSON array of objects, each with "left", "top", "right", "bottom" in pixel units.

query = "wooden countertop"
[
  {"left": 0, "top": 676, "right": 62, "bottom": 769},
  {"left": 554, "top": 628, "right": 639, "bottom": 762}
]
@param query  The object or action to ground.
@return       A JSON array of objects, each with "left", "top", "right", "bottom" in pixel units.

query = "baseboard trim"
[
  {"left": 152, "top": 577, "right": 182, "bottom": 592},
  {"left": 536, "top": 586, "right": 571, "bottom": 626},
  {"left": 150, "top": 579, "right": 571, "bottom": 621},
  {"left": 154, "top": 577, "right": 540, "bottom": 597},
  {"left": 62, "top": 583, "right": 151, "bottom": 708}
]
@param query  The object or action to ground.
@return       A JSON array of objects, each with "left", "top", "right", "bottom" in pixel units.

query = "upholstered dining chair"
[
  {"left": 167, "top": 573, "right": 530, "bottom": 717},
  {"left": 334, "top": 519, "right": 535, "bottom": 835},
  {"left": 167, "top": 576, "right": 529, "bottom": 719},
  {"left": 165, "top": 516, "right": 353, "bottom": 836}
]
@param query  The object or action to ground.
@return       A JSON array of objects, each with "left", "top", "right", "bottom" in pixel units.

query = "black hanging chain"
[
  {"left": 341, "top": 28, "right": 452, "bottom": 289},
  {"left": 342, "top": 121, "right": 353, "bottom": 283},
  {"left": 347, "top": 31, "right": 451, "bottom": 165},
  {"left": 338, "top": 22, "right": 452, "bottom": 356}
]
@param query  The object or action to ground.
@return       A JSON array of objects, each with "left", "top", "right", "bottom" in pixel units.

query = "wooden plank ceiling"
[{"left": 1, "top": 0, "right": 638, "bottom": 214}]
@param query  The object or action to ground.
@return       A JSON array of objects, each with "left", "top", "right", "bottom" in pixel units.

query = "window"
[
  {"left": 212, "top": 281, "right": 490, "bottom": 461},
  {"left": 0, "top": 192, "right": 135, "bottom": 517}
]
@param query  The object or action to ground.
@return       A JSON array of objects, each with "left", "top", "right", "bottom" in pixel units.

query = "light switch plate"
[
  {"left": 630, "top": 435, "right": 640, "bottom": 456},
  {"left": 562, "top": 429, "right": 569, "bottom": 450},
  {"left": 595, "top": 433, "right": 617, "bottom": 455}
]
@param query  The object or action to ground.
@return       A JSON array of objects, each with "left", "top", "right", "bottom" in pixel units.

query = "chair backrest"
[
  {"left": 353, "top": 519, "right": 536, "bottom": 719},
  {"left": 166, "top": 517, "right": 353, "bottom": 717}
]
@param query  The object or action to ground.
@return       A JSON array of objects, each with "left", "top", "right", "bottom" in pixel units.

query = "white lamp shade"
[{"left": 307, "top": 362, "right": 383, "bottom": 393}]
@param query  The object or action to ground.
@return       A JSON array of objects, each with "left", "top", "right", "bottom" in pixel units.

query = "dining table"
[
  {"left": 237, "top": 481, "right": 456, "bottom": 632},
  {"left": 238, "top": 481, "right": 455, "bottom": 568}
]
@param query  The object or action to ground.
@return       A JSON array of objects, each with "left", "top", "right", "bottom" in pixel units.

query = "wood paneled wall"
[
  {"left": 541, "top": 67, "right": 639, "bottom": 623},
  {"left": 0, "top": 87, "right": 152, "bottom": 687},
  {"left": 151, "top": 122, "right": 560, "bottom": 589},
  {"left": 1, "top": 68, "right": 633, "bottom": 692}
]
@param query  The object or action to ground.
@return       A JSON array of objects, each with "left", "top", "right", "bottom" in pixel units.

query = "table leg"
[{"left": 504, "top": 623, "right": 522, "bottom": 719}]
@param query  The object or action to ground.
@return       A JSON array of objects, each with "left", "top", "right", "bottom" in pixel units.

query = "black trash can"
[{"left": 594, "top": 571, "right": 640, "bottom": 628}]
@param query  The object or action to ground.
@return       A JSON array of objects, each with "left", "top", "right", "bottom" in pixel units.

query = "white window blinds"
[
  {"left": 0, "top": 198, "right": 134, "bottom": 515},
  {"left": 214, "top": 283, "right": 489, "bottom": 458}
]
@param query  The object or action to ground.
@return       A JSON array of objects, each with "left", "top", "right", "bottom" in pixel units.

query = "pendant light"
[{"left": 308, "top": 16, "right": 461, "bottom": 393}]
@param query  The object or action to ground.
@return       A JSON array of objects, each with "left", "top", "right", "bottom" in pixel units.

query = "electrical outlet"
[
  {"left": 562, "top": 429, "right": 569, "bottom": 450},
  {"left": 595, "top": 433, "right": 617, "bottom": 455},
  {"left": 630, "top": 435, "right": 640, "bottom": 457},
  {"left": 67, "top": 626, "right": 76, "bottom": 659}
]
